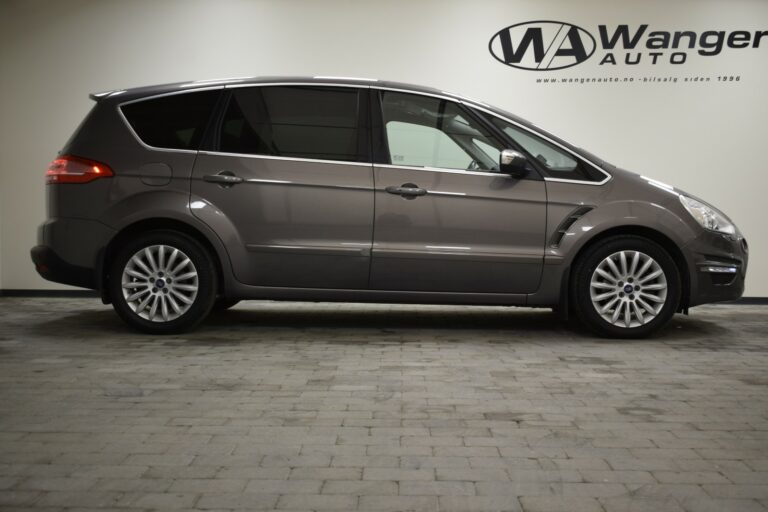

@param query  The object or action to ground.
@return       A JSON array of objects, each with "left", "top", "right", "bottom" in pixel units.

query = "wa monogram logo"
[
  {"left": 489, "top": 21, "right": 596, "bottom": 71},
  {"left": 490, "top": 20, "right": 768, "bottom": 71}
]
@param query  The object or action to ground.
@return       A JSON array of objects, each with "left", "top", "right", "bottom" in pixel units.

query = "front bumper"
[{"left": 685, "top": 229, "right": 748, "bottom": 307}]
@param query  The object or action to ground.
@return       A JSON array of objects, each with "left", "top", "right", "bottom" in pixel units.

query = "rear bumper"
[
  {"left": 685, "top": 230, "right": 748, "bottom": 307},
  {"left": 31, "top": 245, "right": 96, "bottom": 289},
  {"left": 31, "top": 218, "right": 115, "bottom": 290}
]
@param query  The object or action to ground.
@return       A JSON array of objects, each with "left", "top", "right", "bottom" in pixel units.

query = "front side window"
[
  {"left": 380, "top": 91, "right": 504, "bottom": 171},
  {"left": 489, "top": 117, "right": 604, "bottom": 181},
  {"left": 121, "top": 90, "right": 221, "bottom": 150},
  {"left": 219, "top": 86, "right": 364, "bottom": 162}
]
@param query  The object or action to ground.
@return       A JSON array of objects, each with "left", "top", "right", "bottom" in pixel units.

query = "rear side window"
[
  {"left": 120, "top": 90, "right": 221, "bottom": 150},
  {"left": 218, "top": 86, "right": 364, "bottom": 162}
]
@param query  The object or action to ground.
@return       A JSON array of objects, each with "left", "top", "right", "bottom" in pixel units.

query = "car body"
[{"left": 31, "top": 76, "right": 748, "bottom": 337}]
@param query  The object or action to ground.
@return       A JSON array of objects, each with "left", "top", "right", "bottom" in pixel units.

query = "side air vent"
[{"left": 550, "top": 206, "right": 594, "bottom": 248}]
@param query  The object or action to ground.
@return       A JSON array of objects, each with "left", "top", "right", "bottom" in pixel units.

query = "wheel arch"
[
  {"left": 99, "top": 218, "right": 228, "bottom": 304},
  {"left": 564, "top": 225, "right": 691, "bottom": 313}
]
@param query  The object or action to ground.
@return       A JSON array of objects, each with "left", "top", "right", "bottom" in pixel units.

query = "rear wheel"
[
  {"left": 572, "top": 235, "right": 681, "bottom": 338},
  {"left": 109, "top": 231, "right": 217, "bottom": 334}
]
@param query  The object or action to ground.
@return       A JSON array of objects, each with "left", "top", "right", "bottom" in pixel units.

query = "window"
[
  {"left": 121, "top": 90, "right": 220, "bottom": 150},
  {"left": 219, "top": 86, "right": 364, "bottom": 162},
  {"left": 380, "top": 91, "right": 505, "bottom": 171},
  {"left": 489, "top": 117, "right": 604, "bottom": 181}
]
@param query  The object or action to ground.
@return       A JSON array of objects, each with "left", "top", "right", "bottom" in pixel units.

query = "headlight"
[{"left": 679, "top": 195, "right": 736, "bottom": 235}]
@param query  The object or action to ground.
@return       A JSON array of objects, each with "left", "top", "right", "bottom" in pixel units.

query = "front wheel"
[
  {"left": 571, "top": 235, "right": 681, "bottom": 338},
  {"left": 109, "top": 231, "right": 217, "bottom": 334}
]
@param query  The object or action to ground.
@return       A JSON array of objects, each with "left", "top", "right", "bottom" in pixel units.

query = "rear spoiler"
[{"left": 88, "top": 89, "right": 126, "bottom": 102}]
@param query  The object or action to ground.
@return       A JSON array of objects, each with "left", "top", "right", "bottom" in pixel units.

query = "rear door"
[
  {"left": 369, "top": 90, "right": 547, "bottom": 294},
  {"left": 190, "top": 85, "right": 374, "bottom": 289}
]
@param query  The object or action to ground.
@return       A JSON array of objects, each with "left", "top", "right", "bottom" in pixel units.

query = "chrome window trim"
[
  {"left": 374, "top": 86, "right": 611, "bottom": 186},
  {"left": 543, "top": 176, "right": 610, "bottom": 185},
  {"left": 225, "top": 82, "right": 369, "bottom": 90},
  {"left": 117, "top": 83, "right": 367, "bottom": 153},
  {"left": 116, "top": 106, "right": 199, "bottom": 155},
  {"left": 465, "top": 104, "right": 612, "bottom": 186},
  {"left": 118, "top": 86, "right": 226, "bottom": 106},
  {"left": 115, "top": 81, "right": 610, "bottom": 187},
  {"left": 198, "top": 150, "right": 371, "bottom": 167},
  {"left": 376, "top": 163, "right": 509, "bottom": 178},
  {"left": 117, "top": 86, "right": 226, "bottom": 154},
  {"left": 216, "top": 83, "right": 370, "bottom": 163}
]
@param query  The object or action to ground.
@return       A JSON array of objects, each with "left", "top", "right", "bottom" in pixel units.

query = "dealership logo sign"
[
  {"left": 489, "top": 21, "right": 595, "bottom": 70},
  {"left": 489, "top": 21, "right": 768, "bottom": 70}
]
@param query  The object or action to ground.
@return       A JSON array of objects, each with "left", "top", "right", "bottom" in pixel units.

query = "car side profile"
[{"left": 31, "top": 76, "right": 748, "bottom": 337}]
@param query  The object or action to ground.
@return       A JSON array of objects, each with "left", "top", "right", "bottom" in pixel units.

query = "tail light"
[{"left": 46, "top": 155, "right": 114, "bottom": 184}]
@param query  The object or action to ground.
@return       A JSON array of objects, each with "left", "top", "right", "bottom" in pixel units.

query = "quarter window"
[
  {"left": 121, "top": 90, "right": 221, "bottom": 150},
  {"left": 380, "top": 91, "right": 505, "bottom": 171},
  {"left": 219, "top": 86, "right": 364, "bottom": 162}
]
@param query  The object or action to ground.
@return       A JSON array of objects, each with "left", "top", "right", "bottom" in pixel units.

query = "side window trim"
[
  {"left": 370, "top": 89, "right": 390, "bottom": 165},
  {"left": 372, "top": 89, "right": 541, "bottom": 180},
  {"left": 209, "top": 84, "right": 371, "bottom": 164},
  {"left": 376, "top": 163, "right": 511, "bottom": 178},
  {"left": 458, "top": 104, "right": 543, "bottom": 181},
  {"left": 117, "top": 87, "right": 225, "bottom": 153},
  {"left": 199, "top": 89, "right": 232, "bottom": 152},
  {"left": 374, "top": 90, "right": 492, "bottom": 171},
  {"left": 467, "top": 103, "right": 612, "bottom": 185}
]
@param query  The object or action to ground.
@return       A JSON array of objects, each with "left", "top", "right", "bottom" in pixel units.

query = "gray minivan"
[{"left": 31, "top": 77, "right": 748, "bottom": 337}]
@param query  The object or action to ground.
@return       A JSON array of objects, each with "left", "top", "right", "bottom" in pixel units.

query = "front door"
[
  {"left": 369, "top": 90, "right": 547, "bottom": 294},
  {"left": 190, "top": 85, "right": 374, "bottom": 289}
]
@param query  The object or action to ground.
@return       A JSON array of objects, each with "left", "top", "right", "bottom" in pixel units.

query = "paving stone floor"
[{"left": 0, "top": 297, "right": 766, "bottom": 512}]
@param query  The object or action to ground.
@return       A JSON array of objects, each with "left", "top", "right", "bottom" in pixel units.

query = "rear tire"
[
  {"left": 571, "top": 235, "right": 681, "bottom": 338},
  {"left": 109, "top": 230, "right": 217, "bottom": 334}
]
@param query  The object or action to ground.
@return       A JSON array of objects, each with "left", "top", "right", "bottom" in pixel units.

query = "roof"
[{"left": 89, "top": 75, "right": 493, "bottom": 108}]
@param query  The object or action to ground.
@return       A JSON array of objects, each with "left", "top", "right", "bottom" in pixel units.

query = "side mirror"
[{"left": 499, "top": 149, "right": 528, "bottom": 178}]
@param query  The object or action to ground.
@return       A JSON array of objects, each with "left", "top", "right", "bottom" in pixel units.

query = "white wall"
[{"left": 1, "top": 0, "right": 766, "bottom": 294}]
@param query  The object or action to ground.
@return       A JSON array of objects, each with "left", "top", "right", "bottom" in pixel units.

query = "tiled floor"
[{"left": 0, "top": 298, "right": 766, "bottom": 511}]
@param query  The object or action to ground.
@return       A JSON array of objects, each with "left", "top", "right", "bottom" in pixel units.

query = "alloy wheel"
[
  {"left": 589, "top": 250, "right": 668, "bottom": 328},
  {"left": 121, "top": 244, "right": 199, "bottom": 322}
]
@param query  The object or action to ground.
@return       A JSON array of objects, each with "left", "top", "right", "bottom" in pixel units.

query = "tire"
[
  {"left": 212, "top": 297, "right": 240, "bottom": 312},
  {"left": 571, "top": 235, "right": 681, "bottom": 338},
  {"left": 109, "top": 230, "right": 217, "bottom": 334}
]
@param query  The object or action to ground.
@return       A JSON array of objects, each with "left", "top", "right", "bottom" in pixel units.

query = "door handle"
[
  {"left": 385, "top": 183, "right": 427, "bottom": 198},
  {"left": 203, "top": 172, "right": 243, "bottom": 186}
]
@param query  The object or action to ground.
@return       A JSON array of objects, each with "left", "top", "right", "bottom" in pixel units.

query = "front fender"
[
  {"left": 552, "top": 198, "right": 698, "bottom": 269},
  {"left": 528, "top": 194, "right": 698, "bottom": 307}
]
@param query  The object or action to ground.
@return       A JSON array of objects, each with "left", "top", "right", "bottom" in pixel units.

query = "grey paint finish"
[
  {"left": 370, "top": 165, "right": 546, "bottom": 293},
  {"left": 31, "top": 77, "right": 748, "bottom": 335},
  {"left": 190, "top": 152, "right": 374, "bottom": 289}
]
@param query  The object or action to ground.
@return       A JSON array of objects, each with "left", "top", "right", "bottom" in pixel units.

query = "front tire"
[
  {"left": 571, "top": 235, "right": 681, "bottom": 338},
  {"left": 109, "top": 230, "right": 217, "bottom": 334}
]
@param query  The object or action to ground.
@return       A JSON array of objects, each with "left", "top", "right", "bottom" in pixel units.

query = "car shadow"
[{"left": 24, "top": 301, "right": 736, "bottom": 347}]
